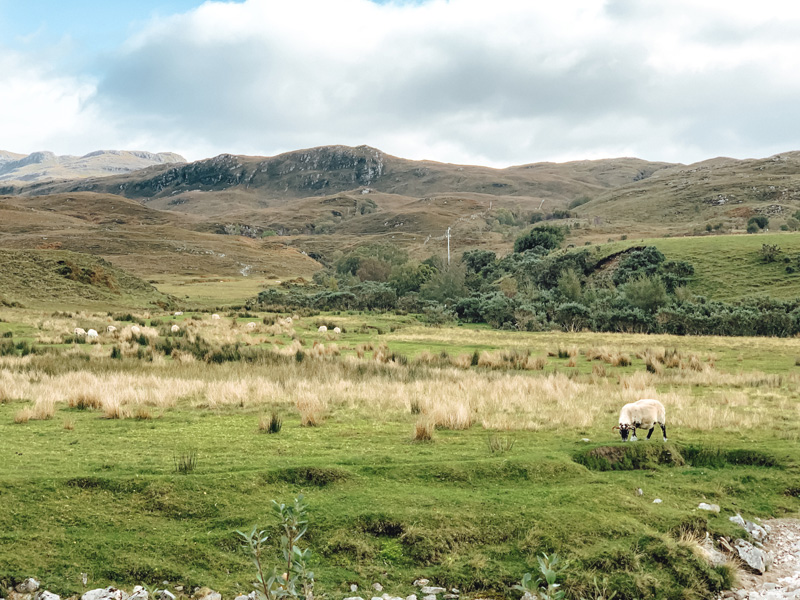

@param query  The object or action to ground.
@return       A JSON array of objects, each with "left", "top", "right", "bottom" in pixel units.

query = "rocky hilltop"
[{"left": 0, "top": 150, "right": 186, "bottom": 183}]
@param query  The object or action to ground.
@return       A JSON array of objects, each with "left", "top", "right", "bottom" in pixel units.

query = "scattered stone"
[
  {"left": 698, "top": 503, "right": 721, "bottom": 513},
  {"left": 420, "top": 588, "right": 445, "bottom": 595},
  {"left": 730, "top": 514, "right": 770, "bottom": 543},
  {"left": 653, "top": 498, "right": 662, "bottom": 504},
  {"left": 34, "top": 592, "right": 59, "bottom": 600},
  {"left": 734, "top": 538, "right": 773, "bottom": 574},
  {"left": 423, "top": 596, "right": 437, "bottom": 600},
  {"left": 129, "top": 587, "right": 148, "bottom": 600},
  {"left": 413, "top": 580, "right": 429, "bottom": 588},
  {"left": 635, "top": 488, "right": 643, "bottom": 496},
  {"left": 371, "top": 596, "right": 382, "bottom": 600},
  {"left": 405, "top": 595, "right": 418, "bottom": 600},
  {"left": 17, "top": 581, "right": 40, "bottom": 594},
  {"left": 581, "top": 438, "right": 590, "bottom": 442},
  {"left": 372, "top": 584, "right": 383, "bottom": 592},
  {"left": 193, "top": 589, "right": 220, "bottom": 600},
  {"left": 343, "top": 597, "right": 364, "bottom": 600},
  {"left": 444, "top": 595, "right": 459, "bottom": 599},
  {"left": 234, "top": 595, "right": 250, "bottom": 600},
  {"left": 81, "top": 588, "right": 127, "bottom": 600},
  {"left": 158, "top": 592, "right": 175, "bottom": 600},
  {"left": 350, "top": 585, "right": 359, "bottom": 593},
  {"left": 8, "top": 592, "right": 32, "bottom": 600}
]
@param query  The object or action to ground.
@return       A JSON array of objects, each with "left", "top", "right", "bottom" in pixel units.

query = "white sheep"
[
  {"left": 285, "top": 317, "right": 293, "bottom": 324},
  {"left": 171, "top": 324, "right": 180, "bottom": 333},
  {"left": 174, "top": 311, "right": 183, "bottom": 316},
  {"left": 74, "top": 327, "right": 86, "bottom": 336},
  {"left": 318, "top": 325, "right": 327, "bottom": 333},
  {"left": 613, "top": 399, "right": 667, "bottom": 442},
  {"left": 107, "top": 325, "right": 117, "bottom": 333},
  {"left": 333, "top": 327, "right": 341, "bottom": 334},
  {"left": 211, "top": 314, "right": 220, "bottom": 320},
  {"left": 130, "top": 325, "right": 141, "bottom": 335},
  {"left": 246, "top": 322, "right": 257, "bottom": 330},
  {"left": 86, "top": 329, "right": 99, "bottom": 339}
]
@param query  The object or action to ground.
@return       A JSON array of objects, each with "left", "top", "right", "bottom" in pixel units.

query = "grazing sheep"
[
  {"left": 318, "top": 325, "right": 327, "bottom": 333},
  {"left": 174, "top": 311, "right": 183, "bottom": 316},
  {"left": 86, "top": 329, "right": 99, "bottom": 339},
  {"left": 171, "top": 324, "right": 180, "bottom": 333},
  {"left": 246, "top": 322, "right": 257, "bottom": 330},
  {"left": 211, "top": 314, "right": 220, "bottom": 320},
  {"left": 130, "top": 325, "right": 141, "bottom": 335},
  {"left": 333, "top": 327, "right": 341, "bottom": 334},
  {"left": 285, "top": 317, "right": 293, "bottom": 324},
  {"left": 613, "top": 399, "right": 667, "bottom": 442},
  {"left": 74, "top": 327, "right": 86, "bottom": 336},
  {"left": 107, "top": 326, "right": 117, "bottom": 333}
]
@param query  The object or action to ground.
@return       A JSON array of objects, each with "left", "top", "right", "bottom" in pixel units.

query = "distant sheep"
[
  {"left": 74, "top": 328, "right": 86, "bottom": 336},
  {"left": 285, "top": 317, "right": 293, "bottom": 324},
  {"left": 130, "top": 325, "right": 141, "bottom": 335},
  {"left": 211, "top": 314, "right": 220, "bottom": 320},
  {"left": 171, "top": 324, "right": 180, "bottom": 333},
  {"left": 86, "top": 329, "right": 99, "bottom": 339},
  {"left": 174, "top": 311, "right": 183, "bottom": 316},
  {"left": 107, "top": 326, "right": 117, "bottom": 333},
  {"left": 246, "top": 322, "right": 257, "bottom": 330},
  {"left": 613, "top": 399, "right": 667, "bottom": 442},
  {"left": 333, "top": 327, "right": 341, "bottom": 334},
  {"left": 318, "top": 325, "right": 327, "bottom": 333}
]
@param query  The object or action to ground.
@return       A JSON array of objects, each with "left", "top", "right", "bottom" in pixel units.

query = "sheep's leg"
[
  {"left": 631, "top": 427, "right": 638, "bottom": 441},
  {"left": 646, "top": 427, "right": 654, "bottom": 440},
  {"left": 661, "top": 424, "right": 668, "bottom": 442}
]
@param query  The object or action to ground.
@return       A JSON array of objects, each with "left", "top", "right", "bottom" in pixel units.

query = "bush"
[
  {"left": 748, "top": 215, "right": 769, "bottom": 229},
  {"left": 513, "top": 225, "right": 566, "bottom": 254}
]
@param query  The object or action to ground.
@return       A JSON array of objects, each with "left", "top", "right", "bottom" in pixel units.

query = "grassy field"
[
  {"left": 1, "top": 307, "right": 799, "bottom": 600},
  {"left": 588, "top": 231, "right": 800, "bottom": 301}
]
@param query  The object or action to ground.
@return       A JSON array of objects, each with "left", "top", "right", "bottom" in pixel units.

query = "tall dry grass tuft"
[
  {"left": 102, "top": 399, "right": 130, "bottom": 420},
  {"left": 413, "top": 416, "right": 435, "bottom": 442},
  {"left": 68, "top": 392, "right": 102, "bottom": 410},
  {"left": 134, "top": 405, "right": 153, "bottom": 420},
  {"left": 14, "top": 406, "right": 33, "bottom": 424},
  {"left": 428, "top": 400, "right": 473, "bottom": 430},
  {"left": 32, "top": 398, "right": 55, "bottom": 420},
  {"left": 296, "top": 389, "right": 326, "bottom": 427},
  {"left": 63, "top": 417, "right": 74, "bottom": 430}
]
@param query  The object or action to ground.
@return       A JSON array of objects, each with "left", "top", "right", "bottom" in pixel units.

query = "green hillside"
[
  {"left": 0, "top": 249, "right": 177, "bottom": 309},
  {"left": 592, "top": 232, "right": 800, "bottom": 301}
]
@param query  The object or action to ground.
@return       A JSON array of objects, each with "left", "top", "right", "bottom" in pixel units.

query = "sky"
[{"left": 2, "top": 0, "right": 800, "bottom": 167}]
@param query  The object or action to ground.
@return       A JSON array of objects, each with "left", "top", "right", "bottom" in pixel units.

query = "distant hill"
[
  {"left": 0, "top": 248, "right": 177, "bottom": 309},
  {"left": 0, "top": 150, "right": 186, "bottom": 183}
]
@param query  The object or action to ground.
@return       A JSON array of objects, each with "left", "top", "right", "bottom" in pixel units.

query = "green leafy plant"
[
  {"left": 514, "top": 553, "right": 566, "bottom": 600},
  {"left": 238, "top": 495, "right": 315, "bottom": 600},
  {"left": 174, "top": 450, "right": 197, "bottom": 474}
]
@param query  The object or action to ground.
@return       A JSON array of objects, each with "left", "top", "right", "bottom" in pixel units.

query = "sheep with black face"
[{"left": 613, "top": 399, "right": 667, "bottom": 442}]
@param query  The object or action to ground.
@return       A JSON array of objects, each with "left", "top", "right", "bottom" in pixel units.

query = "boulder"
[
  {"left": 698, "top": 503, "right": 720, "bottom": 513},
  {"left": 82, "top": 588, "right": 127, "bottom": 600},
  {"left": 16, "top": 582, "right": 40, "bottom": 595},
  {"left": 730, "top": 514, "right": 769, "bottom": 543},
  {"left": 128, "top": 588, "right": 148, "bottom": 600},
  {"left": 420, "top": 589, "right": 446, "bottom": 595},
  {"left": 734, "top": 538, "right": 773, "bottom": 574}
]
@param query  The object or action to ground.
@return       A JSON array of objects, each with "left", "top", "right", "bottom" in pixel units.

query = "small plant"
[
  {"left": 514, "top": 553, "right": 566, "bottom": 600},
  {"left": 63, "top": 417, "right": 75, "bottom": 431},
  {"left": 1, "top": 331, "right": 12, "bottom": 338},
  {"left": 110, "top": 346, "right": 122, "bottom": 359},
  {"left": 409, "top": 399, "right": 422, "bottom": 415},
  {"left": 487, "top": 433, "right": 515, "bottom": 454},
  {"left": 260, "top": 412, "right": 282, "bottom": 434},
  {"left": 174, "top": 450, "right": 198, "bottom": 474},
  {"left": 238, "top": 495, "right": 314, "bottom": 600},
  {"left": 413, "top": 416, "right": 435, "bottom": 442},
  {"left": 760, "top": 243, "right": 781, "bottom": 263}
]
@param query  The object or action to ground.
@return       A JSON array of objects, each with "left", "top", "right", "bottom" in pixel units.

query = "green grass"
[{"left": 591, "top": 231, "right": 800, "bottom": 301}]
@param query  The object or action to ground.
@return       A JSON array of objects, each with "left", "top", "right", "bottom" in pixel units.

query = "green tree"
[
  {"left": 556, "top": 269, "right": 582, "bottom": 302},
  {"left": 513, "top": 225, "right": 566, "bottom": 254},
  {"left": 623, "top": 275, "right": 668, "bottom": 312},
  {"left": 420, "top": 263, "right": 468, "bottom": 304}
]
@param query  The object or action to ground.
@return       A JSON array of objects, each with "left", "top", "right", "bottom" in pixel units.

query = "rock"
[
  {"left": 371, "top": 597, "right": 382, "bottom": 600},
  {"left": 413, "top": 580, "right": 429, "bottom": 588},
  {"left": 730, "top": 514, "right": 769, "bottom": 543},
  {"left": 234, "top": 595, "right": 251, "bottom": 600},
  {"left": 343, "top": 597, "right": 364, "bottom": 600},
  {"left": 81, "top": 589, "right": 127, "bottom": 600},
  {"left": 405, "top": 595, "right": 418, "bottom": 600},
  {"left": 372, "top": 584, "right": 383, "bottom": 592},
  {"left": 158, "top": 593, "right": 175, "bottom": 600},
  {"left": 653, "top": 498, "right": 662, "bottom": 504},
  {"left": 129, "top": 588, "right": 148, "bottom": 600},
  {"left": 420, "top": 589, "right": 445, "bottom": 596},
  {"left": 734, "top": 538, "right": 773, "bottom": 574},
  {"left": 698, "top": 503, "right": 720, "bottom": 513},
  {"left": 350, "top": 585, "right": 358, "bottom": 593},
  {"left": 443, "top": 596, "right": 459, "bottom": 599},
  {"left": 581, "top": 438, "right": 590, "bottom": 442},
  {"left": 8, "top": 593, "right": 32, "bottom": 600},
  {"left": 34, "top": 592, "right": 59, "bottom": 600},
  {"left": 16, "top": 582, "right": 40, "bottom": 595},
  {"left": 450, "top": 591, "right": 459, "bottom": 596},
  {"left": 192, "top": 588, "right": 220, "bottom": 600},
  {"left": 635, "top": 488, "right": 643, "bottom": 496},
  {"left": 733, "top": 590, "right": 747, "bottom": 600},
  {"left": 423, "top": 596, "right": 437, "bottom": 600}
]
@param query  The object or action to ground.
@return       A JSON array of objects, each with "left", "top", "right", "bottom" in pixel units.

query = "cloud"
[{"left": 10, "top": 0, "right": 800, "bottom": 165}]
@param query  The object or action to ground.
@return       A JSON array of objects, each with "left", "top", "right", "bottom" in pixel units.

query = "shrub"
[
  {"left": 748, "top": 215, "right": 769, "bottom": 229},
  {"left": 413, "top": 417, "right": 435, "bottom": 442},
  {"left": 760, "top": 244, "right": 781, "bottom": 263},
  {"left": 260, "top": 413, "right": 282, "bottom": 434},
  {"left": 174, "top": 451, "right": 198, "bottom": 474},
  {"left": 514, "top": 225, "right": 566, "bottom": 254}
]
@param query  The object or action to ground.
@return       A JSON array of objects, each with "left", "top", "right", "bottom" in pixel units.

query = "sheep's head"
[{"left": 612, "top": 423, "right": 632, "bottom": 441}]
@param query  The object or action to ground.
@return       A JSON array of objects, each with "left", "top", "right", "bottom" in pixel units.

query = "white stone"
[
  {"left": 158, "top": 592, "right": 175, "bottom": 600},
  {"left": 34, "top": 592, "right": 59, "bottom": 600},
  {"left": 698, "top": 503, "right": 720, "bottom": 513},
  {"left": 129, "top": 588, "right": 148, "bottom": 600},
  {"left": 81, "top": 588, "right": 126, "bottom": 600},
  {"left": 412, "top": 580, "right": 429, "bottom": 587},
  {"left": 423, "top": 596, "right": 437, "bottom": 600},
  {"left": 372, "top": 584, "right": 383, "bottom": 592},
  {"left": 653, "top": 498, "right": 662, "bottom": 504},
  {"left": 16, "top": 582, "right": 40, "bottom": 595},
  {"left": 581, "top": 438, "right": 590, "bottom": 442},
  {"left": 421, "top": 589, "right": 446, "bottom": 595},
  {"left": 405, "top": 596, "right": 418, "bottom": 600},
  {"left": 350, "top": 585, "right": 358, "bottom": 592},
  {"left": 734, "top": 538, "right": 773, "bottom": 574},
  {"left": 343, "top": 597, "right": 364, "bottom": 600}
]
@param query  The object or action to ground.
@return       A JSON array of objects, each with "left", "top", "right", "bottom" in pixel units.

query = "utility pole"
[{"left": 447, "top": 227, "right": 451, "bottom": 265}]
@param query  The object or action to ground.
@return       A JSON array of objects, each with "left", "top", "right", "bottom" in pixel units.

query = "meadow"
[{"left": 1, "top": 307, "right": 799, "bottom": 600}]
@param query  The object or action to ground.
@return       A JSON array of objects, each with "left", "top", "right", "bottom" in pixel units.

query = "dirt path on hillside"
[{"left": 720, "top": 519, "right": 800, "bottom": 599}]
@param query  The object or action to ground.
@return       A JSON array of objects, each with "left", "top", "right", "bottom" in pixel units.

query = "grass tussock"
[
  {"left": 259, "top": 412, "right": 282, "bottom": 434},
  {"left": 68, "top": 391, "right": 103, "bottom": 410},
  {"left": 413, "top": 416, "right": 435, "bottom": 442},
  {"left": 296, "top": 391, "right": 326, "bottom": 427},
  {"left": 62, "top": 417, "right": 74, "bottom": 430}
]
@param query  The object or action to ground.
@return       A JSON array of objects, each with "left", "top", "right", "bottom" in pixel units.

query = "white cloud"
[{"left": 7, "top": 0, "right": 800, "bottom": 165}]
